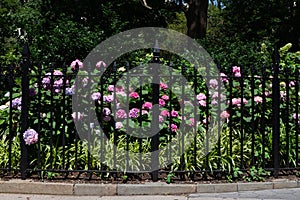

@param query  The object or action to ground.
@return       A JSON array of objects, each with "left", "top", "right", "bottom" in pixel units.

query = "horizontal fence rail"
[{"left": 0, "top": 43, "right": 299, "bottom": 182}]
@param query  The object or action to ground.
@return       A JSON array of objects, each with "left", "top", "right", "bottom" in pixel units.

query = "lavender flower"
[
  {"left": 23, "top": 129, "right": 38, "bottom": 145},
  {"left": 11, "top": 97, "right": 22, "bottom": 110}
]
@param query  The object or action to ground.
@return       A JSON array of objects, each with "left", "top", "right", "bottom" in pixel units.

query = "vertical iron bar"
[
  {"left": 261, "top": 66, "right": 267, "bottom": 168},
  {"left": 295, "top": 69, "right": 299, "bottom": 167},
  {"left": 151, "top": 40, "right": 160, "bottom": 181},
  {"left": 250, "top": 66, "right": 255, "bottom": 166},
  {"left": 240, "top": 66, "right": 244, "bottom": 169},
  {"left": 272, "top": 46, "right": 280, "bottom": 178},
  {"left": 8, "top": 64, "right": 14, "bottom": 172},
  {"left": 285, "top": 68, "right": 290, "bottom": 168},
  {"left": 20, "top": 43, "right": 30, "bottom": 179}
]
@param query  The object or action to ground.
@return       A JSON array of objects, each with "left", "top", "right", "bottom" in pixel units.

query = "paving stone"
[
  {"left": 273, "top": 180, "right": 298, "bottom": 189},
  {"left": 74, "top": 184, "right": 117, "bottom": 196},
  {"left": 117, "top": 183, "right": 196, "bottom": 195},
  {"left": 196, "top": 184, "right": 214, "bottom": 193},
  {"left": 0, "top": 180, "right": 73, "bottom": 195},
  {"left": 213, "top": 183, "right": 238, "bottom": 193},
  {"left": 237, "top": 182, "right": 273, "bottom": 191}
]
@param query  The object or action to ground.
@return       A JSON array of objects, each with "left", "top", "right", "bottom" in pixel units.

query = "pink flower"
[
  {"left": 160, "top": 110, "right": 170, "bottom": 117},
  {"left": 254, "top": 96, "right": 263, "bottom": 104},
  {"left": 142, "top": 110, "right": 148, "bottom": 115},
  {"left": 96, "top": 61, "right": 107, "bottom": 68},
  {"left": 115, "top": 122, "right": 123, "bottom": 129},
  {"left": 161, "top": 95, "right": 169, "bottom": 100},
  {"left": 169, "top": 124, "right": 178, "bottom": 132},
  {"left": 71, "top": 59, "right": 83, "bottom": 69},
  {"left": 102, "top": 107, "right": 111, "bottom": 115},
  {"left": 23, "top": 129, "right": 38, "bottom": 145},
  {"left": 103, "top": 95, "right": 114, "bottom": 103},
  {"left": 209, "top": 79, "right": 218, "bottom": 89},
  {"left": 116, "top": 109, "right": 127, "bottom": 119},
  {"left": 142, "top": 102, "right": 152, "bottom": 110},
  {"left": 211, "top": 99, "right": 218, "bottom": 106},
  {"left": 159, "top": 99, "right": 166, "bottom": 106},
  {"left": 160, "top": 82, "right": 168, "bottom": 90},
  {"left": 159, "top": 115, "right": 165, "bottom": 122},
  {"left": 108, "top": 85, "right": 114, "bottom": 92},
  {"left": 235, "top": 72, "right": 241, "bottom": 77},
  {"left": 103, "top": 116, "right": 111, "bottom": 122},
  {"left": 220, "top": 73, "right": 228, "bottom": 83},
  {"left": 188, "top": 118, "right": 195, "bottom": 126},
  {"left": 196, "top": 93, "right": 206, "bottom": 101},
  {"left": 198, "top": 100, "right": 206, "bottom": 107},
  {"left": 115, "top": 86, "right": 124, "bottom": 92},
  {"left": 171, "top": 110, "right": 178, "bottom": 117},
  {"left": 230, "top": 98, "right": 248, "bottom": 107},
  {"left": 91, "top": 92, "right": 101, "bottom": 100},
  {"left": 220, "top": 110, "right": 230, "bottom": 119},
  {"left": 232, "top": 66, "right": 241, "bottom": 77},
  {"left": 293, "top": 113, "right": 299, "bottom": 120},
  {"left": 129, "top": 92, "right": 139, "bottom": 99},
  {"left": 72, "top": 112, "right": 83, "bottom": 121},
  {"left": 232, "top": 66, "right": 240, "bottom": 73},
  {"left": 129, "top": 108, "right": 139, "bottom": 118},
  {"left": 289, "top": 81, "right": 295, "bottom": 87}
]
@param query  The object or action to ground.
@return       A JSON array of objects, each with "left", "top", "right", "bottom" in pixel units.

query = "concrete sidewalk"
[
  {"left": 1, "top": 188, "right": 300, "bottom": 200},
  {"left": 0, "top": 179, "right": 300, "bottom": 199}
]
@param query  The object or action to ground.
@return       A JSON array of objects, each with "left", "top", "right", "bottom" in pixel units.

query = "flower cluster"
[
  {"left": 23, "top": 129, "right": 38, "bottom": 145},
  {"left": 42, "top": 70, "right": 69, "bottom": 93},
  {"left": 11, "top": 97, "right": 22, "bottom": 110}
]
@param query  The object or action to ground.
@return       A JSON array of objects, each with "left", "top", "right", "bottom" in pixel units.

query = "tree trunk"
[{"left": 185, "top": 0, "right": 208, "bottom": 39}]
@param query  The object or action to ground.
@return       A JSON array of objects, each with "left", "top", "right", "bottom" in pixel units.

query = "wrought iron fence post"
[
  {"left": 20, "top": 43, "right": 30, "bottom": 179},
  {"left": 272, "top": 45, "right": 280, "bottom": 178},
  {"left": 151, "top": 40, "right": 160, "bottom": 181}
]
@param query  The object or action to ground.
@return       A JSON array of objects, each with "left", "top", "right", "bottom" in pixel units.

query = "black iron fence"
[{"left": 0, "top": 43, "right": 299, "bottom": 182}]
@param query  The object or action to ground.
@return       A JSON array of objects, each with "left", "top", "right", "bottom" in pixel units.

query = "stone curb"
[{"left": 0, "top": 179, "right": 299, "bottom": 196}]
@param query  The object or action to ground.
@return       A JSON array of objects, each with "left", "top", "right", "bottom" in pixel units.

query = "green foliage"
[{"left": 243, "top": 166, "right": 270, "bottom": 182}]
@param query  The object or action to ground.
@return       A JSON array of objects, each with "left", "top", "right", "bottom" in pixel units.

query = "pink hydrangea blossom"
[
  {"left": 71, "top": 59, "right": 83, "bottom": 69},
  {"left": 159, "top": 115, "right": 165, "bottom": 122},
  {"left": 103, "top": 116, "right": 111, "bottom": 122},
  {"left": 108, "top": 85, "right": 114, "bottom": 92},
  {"left": 96, "top": 61, "right": 107, "bottom": 68},
  {"left": 198, "top": 100, "right": 206, "bottom": 107},
  {"left": 129, "top": 92, "right": 139, "bottom": 99},
  {"left": 91, "top": 92, "right": 101, "bottom": 100},
  {"left": 188, "top": 118, "right": 195, "bottom": 126},
  {"left": 160, "top": 110, "right": 170, "bottom": 117},
  {"left": 102, "top": 107, "right": 111, "bottom": 115},
  {"left": 230, "top": 98, "right": 248, "bottom": 107},
  {"left": 254, "top": 96, "right": 263, "bottom": 104},
  {"left": 220, "top": 110, "right": 230, "bottom": 119},
  {"left": 159, "top": 99, "right": 166, "bottom": 106},
  {"left": 161, "top": 95, "right": 169, "bottom": 100},
  {"left": 103, "top": 95, "right": 114, "bottom": 103},
  {"left": 115, "top": 122, "right": 123, "bottom": 129},
  {"left": 142, "top": 102, "right": 152, "bottom": 110},
  {"left": 209, "top": 79, "right": 218, "bottom": 89},
  {"left": 220, "top": 73, "right": 228, "bottom": 83},
  {"left": 160, "top": 82, "right": 168, "bottom": 90},
  {"left": 171, "top": 110, "right": 178, "bottom": 117},
  {"left": 169, "top": 124, "right": 178, "bottom": 132},
  {"left": 116, "top": 109, "right": 127, "bottom": 119},
  {"left": 196, "top": 93, "right": 206, "bottom": 101},
  {"left": 129, "top": 108, "right": 139, "bottom": 118},
  {"left": 71, "top": 112, "right": 83, "bottom": 121}
]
